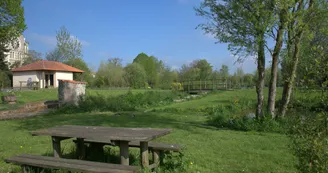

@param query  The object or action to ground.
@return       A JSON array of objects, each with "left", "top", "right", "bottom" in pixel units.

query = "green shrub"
[
  {"left": 288, "top": 111, "right": 328, "bottom": 173},
  {"left": 58, "top": 91, "right": 185, "bottom": 113},
  {"left": 206, "top": 97, "right": 287, "bottom": 133}
]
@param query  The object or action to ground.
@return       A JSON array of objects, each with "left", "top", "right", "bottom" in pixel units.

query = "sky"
[{"left": 22, "top": 0, "right": 258, "bottom": 73}]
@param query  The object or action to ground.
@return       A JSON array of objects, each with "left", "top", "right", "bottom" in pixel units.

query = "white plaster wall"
[
  {"left": 13, "top": 71, "right": 40, "bottom": 88},
  {"left": 55, "top": 71, "right": 73, "bottom": 87}
]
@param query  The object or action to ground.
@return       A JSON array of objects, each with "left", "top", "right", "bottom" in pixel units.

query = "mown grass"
[{"left": 0, "top": 89, "right": 297, "bottom": 173}]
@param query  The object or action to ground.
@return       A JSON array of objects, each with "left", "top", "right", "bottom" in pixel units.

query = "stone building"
[{"left": 4, "top": 35, "right": 29, "bottom": 67}]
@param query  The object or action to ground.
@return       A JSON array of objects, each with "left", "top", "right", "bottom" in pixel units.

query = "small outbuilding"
[{"left": 11, "top": 60, "right": 84, "bottom": 89}]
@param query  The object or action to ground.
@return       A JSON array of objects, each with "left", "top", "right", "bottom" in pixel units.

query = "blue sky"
[{"left": 22, "top": 0, "right": 257, "bottom": 73}]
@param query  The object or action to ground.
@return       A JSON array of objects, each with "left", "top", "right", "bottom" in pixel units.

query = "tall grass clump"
[
  {"left": 58, "top": 91, "right": 187, "bottom": 113},
  {"left": 207, "top": 96, "right": 287, "bottom": 133}
]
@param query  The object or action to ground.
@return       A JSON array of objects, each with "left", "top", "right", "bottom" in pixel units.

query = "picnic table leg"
[
  {"left": 153, "top": 150, "right": 160, "bottom": 166},
  {"left": 76, "top": 138, "right": 86, "bottom": 160},
  {"left": 21, "top": 165, "right": 28, "bottom": 173},
  {"left": 120, "top": 141, "right": 129, "bottom": 165},
  {"left": 52, "top": 137, "right": 61, "bottom": 158},
  {"left": 140, "top": 142, "right": 149, "bottom": 168}
]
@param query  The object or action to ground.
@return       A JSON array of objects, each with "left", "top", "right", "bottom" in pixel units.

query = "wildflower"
[
  {"left": 20, "top": 146, "right": 23, "bottom": 149},
  {"left": 190, "top": 161, "right": 193, "bottom": 165}
]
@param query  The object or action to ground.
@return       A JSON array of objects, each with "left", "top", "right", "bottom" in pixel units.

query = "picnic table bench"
[
  {"left": 31, "top": 125, "right": 172, "bottom": 168},
  {"left": 5, "top": 154, "right": 139, "bottom": 173},
  {"left": 5, "top": 125, "right": 179, "bottom": 172}
]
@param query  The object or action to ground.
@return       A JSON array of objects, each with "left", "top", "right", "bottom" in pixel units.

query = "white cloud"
[
  {"left": 30, "top": 33, "right": 90, "bottom": 47},
  {"left": 30, "top": 33, "right": 57, "bottom": 47}
]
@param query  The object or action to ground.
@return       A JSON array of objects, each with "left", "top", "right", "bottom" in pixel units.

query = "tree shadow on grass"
[{"left": 14, "top": 111, "right": 220, "bottom": 135}]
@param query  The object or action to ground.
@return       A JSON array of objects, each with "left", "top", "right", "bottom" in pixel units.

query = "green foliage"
[
  {"left": 23, "top": 50, "right": 42, "bottom": 65},
  {"left": 124, "top": 63, "right": 147, "bottom": 89},
  {"left": 65, "top": 58, "right": 93, "bottom": 84},
  {"left": 133, "top": 53, "right": 157, "bottom": 87},
  {"left": 158, "top": 68, "right": 178, "bottom": 89},
  {"left": 0, "top": 0, "right": 26, "bottom": 44},
  {"left": 171, "top": 82, "right": 183, "bottom": 91},
  {"left": 71, "top": 91, "right": 183, "bottom": 113},
  {"left": 207, "top": 96, "right": 287, "bottom": 133},
  {"left": 0, "top": 71, "right": 11, "bottom": 89},
  {"left": 55, "top": 26, "right": 82, "bottom": 62},
  {"left": 288, "top": 111, "right": 328, "bottom": 173}
]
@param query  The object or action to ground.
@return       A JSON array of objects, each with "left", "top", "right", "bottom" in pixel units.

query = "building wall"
[
  {"left": 12, "top": 71, "right": 40, "bottom": 88},
  {"left": 5, "top": 35, "right": 29, "bottom": 68},
  {"left": 55, "top": 71, "right": 73, "bottom": 87}
]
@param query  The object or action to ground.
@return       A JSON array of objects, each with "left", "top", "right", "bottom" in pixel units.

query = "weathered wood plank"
[
  {"left": 5, "top": 154, "right": 139, "bottom": 173},
  {"left": 31, "top": 126, "right": 172, "bottom": 142}
]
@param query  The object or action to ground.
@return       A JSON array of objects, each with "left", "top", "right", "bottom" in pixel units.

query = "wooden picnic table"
[{"left": 31, "top": 125, "right": 172, "bottom": 168}]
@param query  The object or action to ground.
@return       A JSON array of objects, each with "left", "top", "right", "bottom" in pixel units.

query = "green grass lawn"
[{"left": 0, "top": 89, "right": 297, "bottom": 173}]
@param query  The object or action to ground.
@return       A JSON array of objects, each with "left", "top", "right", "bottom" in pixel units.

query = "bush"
[
  {"left": 62, "top": 91, "right": 185, "bottom": 113},
  {"left": 206, "top": 97, "right": 287, "bottom": 133},
  {"left": 288, "top": 111, "right": 328, "bottom": 173}
]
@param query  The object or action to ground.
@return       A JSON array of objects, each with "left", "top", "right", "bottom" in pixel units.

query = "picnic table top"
[{"left": 31, "top": 125, "right": 172, "bottom": 142}]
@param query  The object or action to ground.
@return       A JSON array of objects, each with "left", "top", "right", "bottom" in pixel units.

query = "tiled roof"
[{"left": 12, "top": 60, "right": 84, "bottom": 73}]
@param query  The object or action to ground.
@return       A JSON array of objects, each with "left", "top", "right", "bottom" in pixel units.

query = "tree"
[
  {"left": 0, "top": 0, "right": 26, "bottom": 44},
  {"left": 267, "top": 1, "right": 290, "bottom": 117},
  {"left": 0, "top": 45, "right": 9, "bottom": 71},
  {"left": 95, "top": 59, "right": 127, "bottom": 88},
  {"left": 56, "top": 26, "right": 82, "bottom": 62},
  {"left": 124, "top": 63, "right": 147, "bottom": 89},
  {"left": 195, "top": 0, "right": 274, "bottom": 118},
  {"left": 133, "top": 53, "right": 157, "bottom": 87},
  {"left": 45, "top": 47, "right": 64, "bottom": 62},
  {"left": 65, "top": 58, "right": 93, "bottom": 84},
  {"left": 10, "top": 60, "right": 21, "bottom": 69},
  {"left": 0, "top": 0, "right": 26, "bottom": 87},
  {"left": 108, "top": 57, "right": 122, "bottom": 67},
  {"left": 193, "top": 59, "right": 213, "bottom": 80},
  {"left": 219, "top": 65, "right": 229, "bottom": 80},
  {"left": 279, "top": 0, "right": 319, "bottom": 116},
  {"left": 23, "top": 50, "right": 42, "bottom": 65},
  {"left": 158, "top": 68, "right": 178, "bottom": 89}
]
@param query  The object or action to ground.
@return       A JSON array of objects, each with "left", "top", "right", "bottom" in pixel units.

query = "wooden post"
[
  {"left": 140, "top": 141, "right": 149, "bottom": 168},
  {"left": 199, "top": 79, "right": 201, "bottom": 91},
  {"left": 120, "top": 141, "right": 129, "bottom": 165},
  {"left": 205, "top": 80, "right": 207, "bottom": 89},
  {"left": 52, "top": 136, "right": 61, "bottom": 158},
  {"left": 76, "top": 138, "right": 85, "bottom": 160},
  {"left": 153, "top": 150, "right": 160, "bottom": 166}
]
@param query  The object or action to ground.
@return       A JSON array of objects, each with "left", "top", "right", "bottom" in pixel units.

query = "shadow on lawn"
[{"left": 14, "top": 111, "right": 219, "bottom": 135}]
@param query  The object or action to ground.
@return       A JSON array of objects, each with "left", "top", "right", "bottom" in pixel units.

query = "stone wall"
[{"left": 58, "top": 80, "right": 86, "bottom": 105}]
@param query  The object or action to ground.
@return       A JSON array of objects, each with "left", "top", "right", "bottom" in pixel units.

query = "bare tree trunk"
[
  {"left": 280, "top": 35, "right": 301, "bottom": 117},
  {"left": 279, "top": 0, "right": 312, "bottom": 117},
  {"left": 268, "top": 10, "right": 287, "bottom": 118},
  {"left": 256, "top": 35, "right": 266, "bottom": 119}
]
